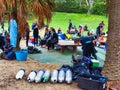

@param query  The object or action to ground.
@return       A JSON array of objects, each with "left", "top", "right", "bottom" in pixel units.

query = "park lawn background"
[{"left": 3, "top": 12, "right": 108, "bottom": 33}]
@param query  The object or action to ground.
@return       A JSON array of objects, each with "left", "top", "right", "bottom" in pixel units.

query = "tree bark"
[
  {"left": 87, "top": 0, "right": 94, "bottom": 15},
  {"left": 86, "top": 0, "right": 89, "bottom": 6},
  {"left": 102, "top": 0, "right": 120, "bottom": 80},
  {"left": 13, "top": 0, "right": 20, "bottom": 50}
]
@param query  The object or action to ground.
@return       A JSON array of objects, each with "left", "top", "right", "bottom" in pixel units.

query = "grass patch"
[{"left": 3, "top": 12, "right": 108, "bottom": 33}]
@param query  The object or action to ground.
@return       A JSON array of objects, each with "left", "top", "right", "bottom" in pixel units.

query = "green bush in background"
[
  {"left": 55, "top": 0, "right": 106, "bottom": 16},
  {"left": 91, "top": 2, "right": 106, "bottom": 15}
]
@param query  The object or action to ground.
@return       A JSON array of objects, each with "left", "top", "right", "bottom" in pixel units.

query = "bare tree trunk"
[
  {"left": 86, "top": 0, "right": 89, "bottom": 6},
  {"left": 87, "top": 0, "right": 94, "bottom": 15},
  {"left": 80, "top": 0, "right": 83, "bottom": 6},
  {"left": 12, "top": 0, "right": 20, "bottom": 50},
  {"left": 102, "top": 0, "right": 120, "bottom": 80}
]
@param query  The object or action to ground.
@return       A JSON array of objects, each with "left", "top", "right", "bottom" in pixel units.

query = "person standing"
[
  {"left": 32, "top": 21, "right": 39, "bottom": 46},
  {"left": 1, "top": 18, "right": 4, "bottom": 36},
  {"left": 68, "top": 19, "right": 72, "bottom": 33},
  {"left": 9, "top": 13, "right": 18, "bottom": 48}
]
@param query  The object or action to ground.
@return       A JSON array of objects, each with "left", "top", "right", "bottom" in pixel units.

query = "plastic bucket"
[{"left": 15, "top": 50, "right": 28, "bottom": 61}]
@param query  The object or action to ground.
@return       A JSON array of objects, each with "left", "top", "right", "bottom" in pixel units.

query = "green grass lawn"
[{"left": 3, "top": 12, "right": 108, "bottom": 33}]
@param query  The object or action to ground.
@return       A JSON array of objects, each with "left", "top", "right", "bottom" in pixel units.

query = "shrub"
[{"left": 91, "top": 2, "right": 106, "bottom": 15}]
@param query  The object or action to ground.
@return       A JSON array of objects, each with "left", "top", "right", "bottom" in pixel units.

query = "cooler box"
[
  {"left": 91, "top": 59, "right": 99, "bottom": 67},
  {"left": 15, "top": 50, "right": 28, "bottom": 61}
]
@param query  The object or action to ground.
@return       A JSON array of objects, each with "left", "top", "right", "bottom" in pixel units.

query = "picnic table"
[{"left": 58, "top": 40, "right": 81, "bottom": 53}]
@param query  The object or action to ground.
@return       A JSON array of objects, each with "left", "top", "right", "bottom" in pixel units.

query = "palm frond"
[
  {"left": 29, "top": 0, "right": 56, "bottom": 28},
  {"left": 18, "top": 0, "right": 27, "bottom": 18},
  {"left": 18, "top": 17, "right": 27, "bottom": 37}
]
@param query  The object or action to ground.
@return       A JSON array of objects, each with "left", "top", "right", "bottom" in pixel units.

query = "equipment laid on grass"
[
  {"left": 16, "top": 68, "right": 25, "bottom": 80},
  {"left": 41, "top": 70, "right": 50, "bottom": 82},
  {"left": 65, "top": 69, "right": 72, "bottom": 84},
  {"left": 35, "top": 69, "right": 45, "bottom": 83},
  {"left": 51, "top": 69, "right": 58, "bottom": 83},
  {"left": 27, "top": 70, "right": 37, "bottom": 83}
]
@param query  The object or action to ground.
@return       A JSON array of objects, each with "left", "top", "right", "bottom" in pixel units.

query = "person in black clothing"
[
  {"left": 68, "top": 19, "right": 72, "bottom": 33},
  {"left": 96, "top": 25, "right": 103, "bottom": 38},
  {"left": 40, "top": 27, "right": 51, "bottom": 47},
  {"left": 80, "top": 36, "right": 97, "bottom": 59},
  {"left": 25, "top": 22, "right": 30, "bottom": 47},
  {"left": 0, "top": 35, "right": 5, "bottom": 50},
  {"left": 46, "top": 27, "right": 58, "bottom": 50},
  {"left": 32, "top": 21, "right": 39, "bottom": 46}
]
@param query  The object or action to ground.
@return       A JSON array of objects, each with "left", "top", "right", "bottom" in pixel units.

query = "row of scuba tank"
[{"left": 16, "top": 69, "right": 72, "bottom": 84}]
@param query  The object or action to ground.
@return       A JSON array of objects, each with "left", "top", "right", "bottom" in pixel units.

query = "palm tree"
[
  {"left": 0, "top": 0, "right": 55, "bottom": 49},
  {"left": 102, "top": 0, "right": 120, "bottom": 81}
]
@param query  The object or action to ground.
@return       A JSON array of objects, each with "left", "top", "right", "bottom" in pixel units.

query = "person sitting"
[
  {"left": 40, "top": 27, "right": 51, "bottom": 47},
  {"left": 2, "top": 36, "right": 15, "bottom": 60},
  {"left": 46, "top": 27, "right": 58, "bottom": 50},
  {"left": 88, "top": 29, "right": 97, "bottom": 42},
  {"left": 68, "top": 26, "right": 77, "bottom": 34},
  {"left": 96, "top": 33, "right": 107, "bottom": 46},
  {"left": 84, "top": 25, "right": 88, "bottom": 31},
  {"left": 57, "top": 27, "right": 62, "bottom": 34}
]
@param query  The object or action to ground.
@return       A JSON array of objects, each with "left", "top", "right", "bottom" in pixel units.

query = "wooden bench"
[{"left": 57, "top": 40, "right": 81, "bottom": 53}]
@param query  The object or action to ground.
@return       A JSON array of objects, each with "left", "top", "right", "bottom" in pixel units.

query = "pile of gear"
[
  {"left": 71, "top": 55, "right": 107, "bottom": 90},
  {"left": 28, "top": 46, "right": 41, "bottom": 54}
]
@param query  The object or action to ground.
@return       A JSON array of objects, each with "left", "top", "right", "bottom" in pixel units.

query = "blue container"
[{"left": 15, "top": 50, "right": 28, "bottom": 61}]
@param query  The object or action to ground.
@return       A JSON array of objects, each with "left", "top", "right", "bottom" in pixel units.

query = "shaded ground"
[{"left": 29, "top": 46, "right": 105, "bottom": 67}]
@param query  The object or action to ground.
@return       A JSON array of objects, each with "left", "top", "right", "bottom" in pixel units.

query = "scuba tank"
[
  {"left": 35, "top": 69, "right": 45, "bottom": 83},
  {"left": 41, "top": 70, "right": 50, "bottom": 82},
  {"left": 58, "top": 70, "right": 65, "bottom": 83},
  {"left": 27, "top": 70, "right": 37, "bottom": 83},
  {"left": 51, "top": 69, "right": 58, "bottom": 83},
  {"left": 16, "top": 68, "right": 25, "bottom": 80},
  {"left": 65, "top": 69, "right": 72, "bottom": 84}
]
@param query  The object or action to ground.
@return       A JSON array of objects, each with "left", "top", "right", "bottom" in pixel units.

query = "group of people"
[
  {"left": 40, "top": 27, "right": 58, "bottom": 50},
  {"left": 68, "top": 19, "right": 88, "bottom": 36},
  {"left": 0, "top": 15, "right": 107, "bottom": 60}
]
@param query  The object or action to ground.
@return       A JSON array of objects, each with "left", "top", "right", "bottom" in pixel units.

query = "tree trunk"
[
  {"left": 87, "top": 0, "right": 94, "bottom": 15},
  {"left": 80, "top": 0, "right": 83, "bottom": 6},
  {"left": 13, "top": 0, "right": 20, "bottom": 50},
  {"left": 86, "top": 0, "right": 89, "bottom": 6},
  {"left": 102, "top": 0, "right": 120, "bottom": 80}
]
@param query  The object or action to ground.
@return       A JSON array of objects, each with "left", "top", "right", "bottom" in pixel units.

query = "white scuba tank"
[
  {"left": 65, "top": 69, "right": 72, "bottom": 84},
  {"left": 27, "top": 70, "right": 37, "bottom": 83},
  {"left": 16, "top": 69, "right": 25, "bottom": 80},
  {"left": 51, "top": 69, "right": 58, "bottom": 83},
  {"left": 58, "top": 70, "right": 65, "bottom": 83},
  {"left": 42, "top": 70, "right": 50, "bottom": 82},
  {"left": 35, "top": 69, "right": 45, "bottom": 83}
]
